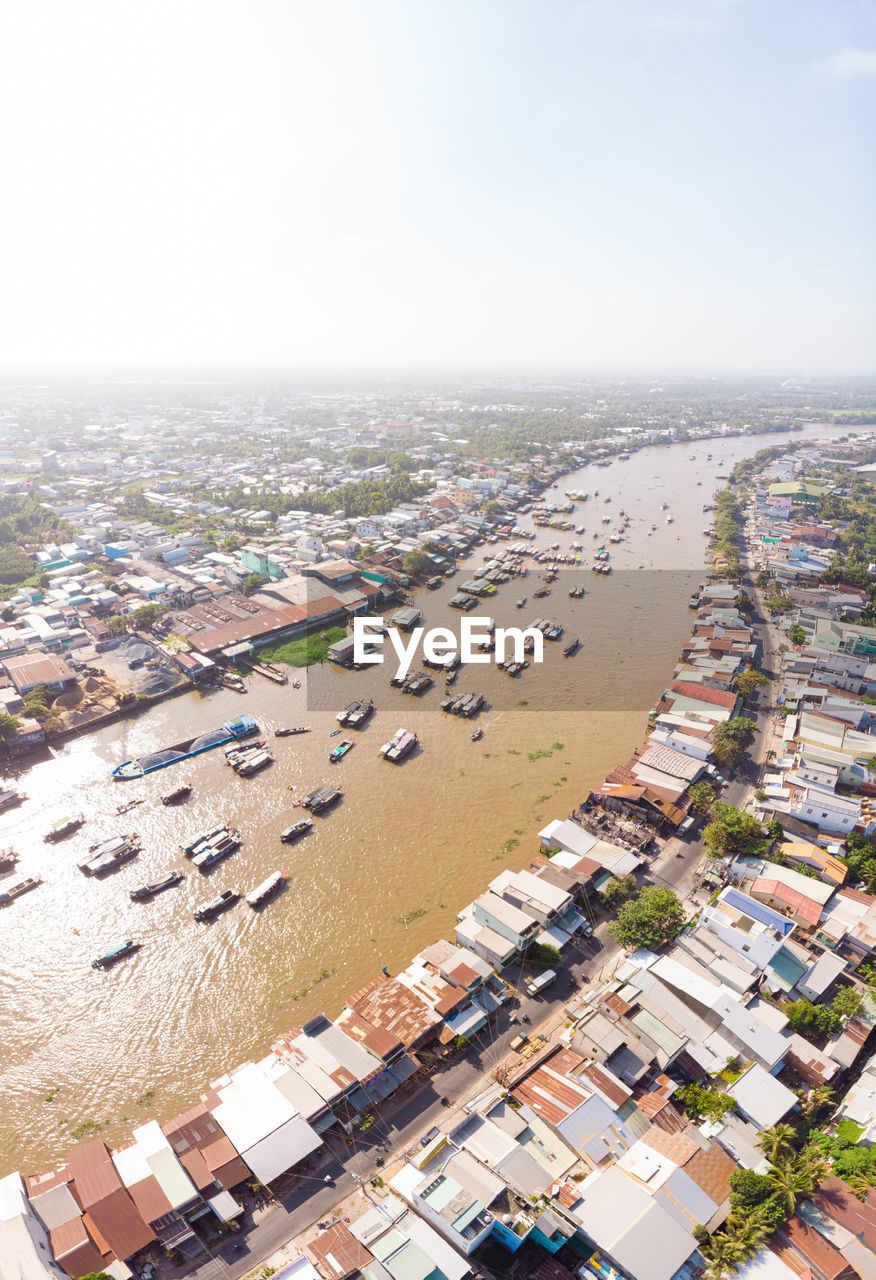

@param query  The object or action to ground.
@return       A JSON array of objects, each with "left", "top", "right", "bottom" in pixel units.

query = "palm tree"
[
  {"left": 767, "top": 1152, "right": 827, "bottom": 1215},
  {"left": 702, "top": 1231, "right": 750, "bottom": 1280},
  {"left": 756, "top": 1123, "right": 797, "bottom": 1165},
  {"left": 800, "top": 1085, "right": 835, "bottom": 1121}
]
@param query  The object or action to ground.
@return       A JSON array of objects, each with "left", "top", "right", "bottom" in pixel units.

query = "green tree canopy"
[
  {"left": 607, "top": 885, "right": 686, "bottom": 951},
  {"left": 703, "top": 803, "right": 767, "bottom": 860},
  {"left": 710, "top": 716, "right": 757, "bottom": 766}
]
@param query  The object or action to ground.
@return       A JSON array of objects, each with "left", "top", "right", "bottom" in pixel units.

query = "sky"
[{"left": 0, "top": 0, "right": 873, "bottom": 374}]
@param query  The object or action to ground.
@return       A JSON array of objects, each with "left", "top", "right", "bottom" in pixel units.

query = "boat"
[
  {"left": 336, "top": 702, "right": 359, "bottom": 725},
  {"left": 116, "top": 798, "right": 144, "bottom": 815},
  {"left": 329, "top": 739, "right": 354, "bottom": 762},
  {"left": 688, "top": 594, "right": 700, "bottom": 609},
  {"left": 44, "top": 815, "right": 84, "bottom": 843},
  {"left": 0, "top": 875, "right": 42, "bottom": 905},
  {"left": 346, "top": 700, "right": 374, "bottom": 728},
  {"left": 300, "top": 785, "right": 341, "bottom": 813},
  {"left": 191, "top": 832, "right": 241, "bottom": 869},
  {"left": 563, "top": 638, "right": 580, "bottom": 656},
  {"left": 112, "top": 715, "right": 259, "bottom": 780},
  {"left": 0, "top": 789, "right": 25, "bottom": 812},
  {"left": 275, "top": 727, "right": 311, "bottom": 737},
  {"left": 666, "top": 515, "right": 674, "bottom": 524},
  {"left": 246, "top": 871, "right": 286, "bottom": 908},
  {"left": 182, "top": 824, "right": 227, "bottom": 855},
  {"left": 130, "top": 870, "right": 184, "bottom": 901},
  {"left": 516, "top": 597, "right": 527, "bottom": 608},
  {"left": 234, "top": 749, "right": 272, "bottom": 775},
  {"left": 0, "top": 848, "right": 17, "bottom": 874},
  {"left": 225, "top": 737, "right": 265, "bottom": 757},
  {"left": 380, "top": 728, "right": 418, "bottom": 763},
  {"left": 533, "top": 588, "right": 549, "bottom": 599},
  {"left": 471, "top": 729, "right": 483, "bottom": 741},
  {"left": 79, "top": 836, "right": 140, "bottom": 875},
  {"left": 92, "top": 940, "right": 139, "bottom": 969},
  {"left": 161, "top": 785, "right": 192, "bottom": 806},
  {"left": 194, "top": 889, "right": 239, "bottom": 922},
  {"left": 280, "top": 819, "right": 312, "bottom": 842}
]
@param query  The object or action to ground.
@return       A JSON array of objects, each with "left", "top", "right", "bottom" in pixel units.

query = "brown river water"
[{"left": 0, "top": 425, "right": 844, "bottom": 1173}]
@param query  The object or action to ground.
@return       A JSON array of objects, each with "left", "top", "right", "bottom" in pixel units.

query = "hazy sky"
[{"left": 0, "top": 0, "right": 873, "bottom": 373}]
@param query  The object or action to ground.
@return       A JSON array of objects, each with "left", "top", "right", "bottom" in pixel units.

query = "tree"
[
  {"left": 402, "top": 550, "right": 433, "bottom": 578},
  {"left": 1, "top": 605, "right": 14, "bottom": 621},
  {"left": 607, "top": 885, "right": 686, "bottom": 951},
  {"left": 0, "top": 711, "right": 21, "bottom": 737},
  {"left": 242, "top": 573, "right": 265, "bottom": 595},
  {"left": 789, "top": 623, "right": 806, "bottom": 646},
  {"left": 678, "top": 1082, "right": 736, "bottom": 1121},
  {"left": 728, "top": 1168, "right": 773, "bottom": 1207},
  {"left": 758, "top": 1126, "right": 799, "bottom": 1167},
  {"left": 710, "top": 717, "right": 757, "bottom": 767},
  {"left": 79, "top": 1273, "right": 112, "bottom": 1280},
  {"left": 799, "top": 1085, "right": 836, "bottom": 1122},
  {"left": 831, "top": 987, "right": 863, "bottom": 1020},
  {"left": 687, "top": 781, "right": 717, "bottom": 815},
  {"left": 600, "top": 872, "right": 637, "bottom": 909},
  {"left": 703, "top": 803, "right": 767, "bottom": 860},
  {"left": 735, "top": 669, "right": 768, "bottom": 702},
  {"left": 784, "top": 997, "right": 840, "bottom": 1039},
  {"left": 767, "top": 1152, "right": 827, "bottom": 1215}
]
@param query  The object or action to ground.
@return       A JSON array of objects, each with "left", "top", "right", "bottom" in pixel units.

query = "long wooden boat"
[{"left": 130, "top": 871, "right": 184, "bottom": 901}]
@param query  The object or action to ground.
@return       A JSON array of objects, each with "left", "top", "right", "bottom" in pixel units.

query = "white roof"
[
  {"left": 728, "top": 1064, "right": 797, "bottom": 1129},
  {"left": 0, "top": 1173, "right": 66, "bottom": 1280},
  {"left": 732, "top": 1249, "right": 799, "bottom": 1280},
  {"left": 570, "top": 1166, "right": 695, "bottom": 1280},
  {"left": 211, "top": 1061, "right": 322, "bottom": 1181},
  {"left": 538, "top": 818, "right": 598, "bottom": 858},
  {"left": 133, "top": 1120, "right": 198, "bottom": 1209},
  {"left": 207, "top": 1190, "right": 242, "bottom": 1221}
]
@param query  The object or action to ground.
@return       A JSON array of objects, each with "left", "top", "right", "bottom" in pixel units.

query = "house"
[
  {"left": 0, "top": 1172, "right": 71, "bottom": 1280},
  {"left": 24, "top": 1166, "right": 111, "bottom": 1279},
  {"left": 348, "top": 1192, "right": 472, "bottom": 1280},
  {"left": 207, "top": 1061, "right": 322, "bottom": 1185},
  {"left": 66, "top": 1138, "right": 156, "bottom": 1261},
  {"left": 726, "top": 1063, "right": 798, "bottom": 1130}
]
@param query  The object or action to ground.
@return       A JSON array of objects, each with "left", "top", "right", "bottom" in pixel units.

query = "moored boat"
[
  {"left": 92, "top": 940, "right": 139, "bottom": 969},
  {"left": 112, "top": 715, "right": 259, "bottom": 780},
  {"left": 79, "top": 836, "right": 140, "bottom": 875},
  {"left": 275, "top": 726, "right": 311, "bottom": 736},
  {"left": 300, "top": 785, "right": 341, "bottom": 813},
  {"left": 380, "top": 728, "right": 418, "bottom": 763},
  {"left": 563, "top": 638, "right": 580, "bottom": 657},
  {"left": 191, "top": 832, "right": 241, "bottom": 870},
  {"left": 130, "top": 870, "right": 184, "bottom": 900},
  {"left": 194, "top": 889, "right": 239, "bottom": 921},
  {"left": 182, "top": 823, "right": 227, "bottom": 855},
  {"left": 246, "top": 871, "right": 285, "bottom": 908}
]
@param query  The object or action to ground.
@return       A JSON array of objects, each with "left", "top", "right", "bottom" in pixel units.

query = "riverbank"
[{"left": 0, "top": 423, "right": 857, "bottom": 1177}]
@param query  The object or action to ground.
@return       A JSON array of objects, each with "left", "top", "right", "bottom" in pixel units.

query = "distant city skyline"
[{"left": 0, "top": 0, "right": 873, "bottom": 373}]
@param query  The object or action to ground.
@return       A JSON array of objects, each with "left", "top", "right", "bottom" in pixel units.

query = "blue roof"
[{"left": 722, "top": 887, "right": 795, "bottom": 935}]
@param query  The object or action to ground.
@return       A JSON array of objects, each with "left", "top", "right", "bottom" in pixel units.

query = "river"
[{"left": 0, "top": 423, "right": 849, "bottom": 1173}]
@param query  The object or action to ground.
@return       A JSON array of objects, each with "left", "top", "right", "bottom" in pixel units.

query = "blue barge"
[{"left": 112, "top": 715, "right": 259, "bottom": 780}]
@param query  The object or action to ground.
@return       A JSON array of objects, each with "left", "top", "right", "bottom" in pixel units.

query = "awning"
[{"left": 208, "top": 1190, "right": 243, "bottom": 1221}]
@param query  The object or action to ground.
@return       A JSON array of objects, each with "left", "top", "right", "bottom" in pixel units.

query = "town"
[{"left": 5, "top": 387, "right": 876, "bottom": 1280}]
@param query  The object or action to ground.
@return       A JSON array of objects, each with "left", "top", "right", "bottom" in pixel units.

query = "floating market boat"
[
  {"left": 112, "top": 715, "right": 259, "bottom": 780},
  {"left": 79, "top": 835, "right": 140, "bottom": 875},
  {"left": 471, "top": 729, "right": 483, "bottom": 742},
  {"left": 300, "top": 785, "right": 341, "bottom": 813},
  {"left": 563, "top": 638, "right": 580, "bottom": 657},
  {"left": 0, "top": 875, "right": 42, "bottom": 905},
  {"left": 0, "top": 789, "right": 25, "bottom": 812},
  {"left": 329, "top": 739, "right": 354, "bottom": 762},
  {"left": 275, "top": 727, "right": 311, "bottom": 737}
]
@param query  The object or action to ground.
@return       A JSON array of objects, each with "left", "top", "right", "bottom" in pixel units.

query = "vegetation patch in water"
[{"left": 261, "top": 625, "right": 348, "bottom": 667}]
